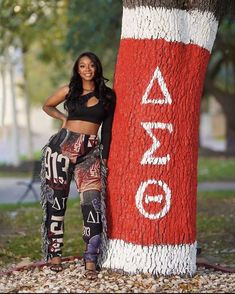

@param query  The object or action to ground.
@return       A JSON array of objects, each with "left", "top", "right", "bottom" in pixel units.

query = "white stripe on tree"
[
  {"left": 102, "top": 239, "right": 197, "bottom": 276},
  {"left": 121, "top": 6, "right": 218, "bottom": 52}
]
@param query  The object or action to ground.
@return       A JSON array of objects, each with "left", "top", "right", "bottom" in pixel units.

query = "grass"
[
  {"left": 198, "top": 157, "right": 235, "bottom": 182},
  {"left": 0, "top": 198, "right": 85, "bottom": 269},
  {"left": 0, "top": 191, "right": 234, "bottom": 269},
  {"left": 20, "top": 151, "right": 42, "bottom": 161},
  {"left": 0, "top": 172, "right": 31, "bottom": 178},
  {"left": 197, "top": 191, "right": 235, "bottom": 265},
  {"left": 0, "top": 156, "right": 235, "bottom": 269}
]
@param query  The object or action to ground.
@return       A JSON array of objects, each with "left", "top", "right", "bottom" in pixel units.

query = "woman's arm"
[
  {"left": 42, "top": 85, "right": 69, "bottom": 127},
  {"left": 101, "top": 91, "right": 116, "bottom": 162}
]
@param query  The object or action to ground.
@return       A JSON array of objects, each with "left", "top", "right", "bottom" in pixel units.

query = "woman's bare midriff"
[{"left": 64, "top": 120, "right": 100, "bottom": 135}]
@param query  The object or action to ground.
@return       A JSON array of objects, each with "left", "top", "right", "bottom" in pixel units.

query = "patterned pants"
[{"left": 40, "top": 128, "right": 104, "bottom": 264}]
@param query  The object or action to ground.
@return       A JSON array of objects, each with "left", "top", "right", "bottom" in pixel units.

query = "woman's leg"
[
  {"left": 41, "top": 130, "right": 73, "bottom": 268},
  {"left": 74, "top": 149, "right": 102, "bottom": 278}
]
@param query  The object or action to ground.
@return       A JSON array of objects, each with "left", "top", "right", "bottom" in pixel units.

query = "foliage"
[
  {"left": 65, "top": 0, "right": 122, "bottom": 84},
  {"left": 207, "top": 18, "right": 235, "bottom": 94},
  {"left": 0, "top": 1, "right": 123, "bottom": 105},
  {"left": 0, "top": 0, "right": 71, "bottom": 110},
  {"left": 22, "top": 43, "right": 71, "bottom": 104},
  {"left": 0, "top": 0, "right": 67, "bottom": 59},
  {"left": 20, "top": 150, "right": 42, "bottom": 161},
  {"left": 203, "top": 6, "right": 235, "bottom": 151}
]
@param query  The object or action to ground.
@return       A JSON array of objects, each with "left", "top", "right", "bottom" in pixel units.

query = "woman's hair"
[{"left": 64, "top": 52, "right": 115, "bottom": 113}]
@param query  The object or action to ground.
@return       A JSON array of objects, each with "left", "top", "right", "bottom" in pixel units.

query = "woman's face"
[{"left": 78, "top": 56, "right": 96, "bottom": 81}]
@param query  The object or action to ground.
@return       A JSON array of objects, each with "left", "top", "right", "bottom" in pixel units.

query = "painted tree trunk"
[{"left": 100, "top": 1, "right": 225, "bottom": 276}]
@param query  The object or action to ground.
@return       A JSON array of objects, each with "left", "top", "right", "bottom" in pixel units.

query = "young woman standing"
[{"left": 40, "top": 52, "right": 116, "bottom": 279}]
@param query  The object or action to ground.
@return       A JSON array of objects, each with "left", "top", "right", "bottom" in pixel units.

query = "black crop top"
[{"left": 67, "top": 91, "right": 116, "bottom": 159}]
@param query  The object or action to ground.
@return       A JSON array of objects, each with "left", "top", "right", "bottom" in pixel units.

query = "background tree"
[
  {"left": 99, "top": 0, "right": 230, "bottom": 276},
  {"left": 204, "top": 4, "right": 235, "bottom": 154},
  {"left": 65, "top": 0, "right": 122, "bottom": 84},
  {"left": 0, "top": 0, "right": 68, "bottom": 160}
]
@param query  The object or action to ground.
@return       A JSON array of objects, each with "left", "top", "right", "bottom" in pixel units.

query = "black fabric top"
[{"left": 67, "top": 91, "right": 115, "bottom": 159}]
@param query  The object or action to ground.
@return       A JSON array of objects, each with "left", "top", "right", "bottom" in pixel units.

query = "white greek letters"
[
  {"left": 136, "top": 180, "right": 171, "bottom": 220},
  {"left": 136, "top": 66, "right": 173, "bottom": 220},
  {"left": 87, "top": 211, "right": 101, "bottom": 223},
  {"left": 141, "top": 66, "right": 172, "bottom": 105},
  {"left": 52, "top": 197, "right": 66, "bottom": 210},
  {"left": 141, "top": 122, "right": 173, "bottom": 165}
]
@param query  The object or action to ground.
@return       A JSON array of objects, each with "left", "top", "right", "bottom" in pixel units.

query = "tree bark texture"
[{"left": 100, "top": 0, "right": 225, "bottom": 276}]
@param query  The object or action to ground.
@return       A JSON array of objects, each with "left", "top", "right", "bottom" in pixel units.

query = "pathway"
[{"left": 0, "top": 177, "right": 235, "bottom": 204}]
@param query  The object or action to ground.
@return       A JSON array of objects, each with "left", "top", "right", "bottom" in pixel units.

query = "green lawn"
[
  {"left": 197, "top": 191, "right": 235, "bottom": 265},
  {"left": 0, "top": 198, "right": 85, "bottom": 268},
  {"left": 0, "top": 156, "right": 235, "bottom": 269},
  {"left": 0, "top": 190, "right": 234, "bottom": 269},
  {"left": 198, "top": 157, "right": 235, "bottom": 182},
  {"left": 0, "top": 171, "right": 31, "bottom": 178}
]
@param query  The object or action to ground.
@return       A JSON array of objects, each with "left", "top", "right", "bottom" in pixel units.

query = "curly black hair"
[{"left": 64, "top": 52, "right": 115, "bottom": 113}]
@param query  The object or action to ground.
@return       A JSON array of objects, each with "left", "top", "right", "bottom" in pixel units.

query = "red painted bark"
[{"left": 107, "top": 39, "right": 210, "bottom": 245}]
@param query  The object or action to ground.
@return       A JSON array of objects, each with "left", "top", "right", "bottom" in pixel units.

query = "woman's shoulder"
[
  {"left": 52, "top": 84, "right": 69, "bottom": 99},
  {"left": 59, "top": 84, "right": 70, "bottom": 95}
]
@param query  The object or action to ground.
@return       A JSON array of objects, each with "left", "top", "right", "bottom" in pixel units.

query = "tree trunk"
[
  {"left": 207, "top": 84, "right": 235, "bottom": 153},
  {"left": 100, "top": 0, "right": 226, "bottom": 276},
  {"left": 7, "top": 48, "right": 20, "bottom": 166},
  {"left": 22, "top": 52, "right": 33, "bottom": 160},
  {"left": 0, "top": 62, "right": 6, "bottom": 126}
]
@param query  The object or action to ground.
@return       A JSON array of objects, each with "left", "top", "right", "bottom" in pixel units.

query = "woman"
[{"left": 40, "top": 52, "right": 116, "bottom": 279}]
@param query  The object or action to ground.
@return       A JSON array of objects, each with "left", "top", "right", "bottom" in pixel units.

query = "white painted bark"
[
  {"left": 121, "top": 6, "right": 218, "bottom": 51},
  {"left": 102, "top": 240, "right": 197, "bottom": 276}
]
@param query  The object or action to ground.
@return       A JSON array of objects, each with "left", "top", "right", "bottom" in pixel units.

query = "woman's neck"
[{"left": 82, "top": 81, "right": 95, "bottom": 92}]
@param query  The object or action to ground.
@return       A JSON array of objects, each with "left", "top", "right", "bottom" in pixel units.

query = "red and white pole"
[{"left": 102, "top": 3, "right": 219, "bottom": 276}]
